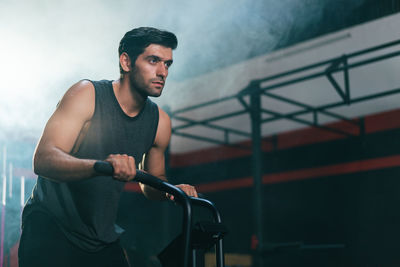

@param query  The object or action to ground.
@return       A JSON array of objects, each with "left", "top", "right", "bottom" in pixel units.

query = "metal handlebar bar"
[
  {"left": 94, "top": 161, "right": 192, "bottom": 267},
  {"left": 190, "top": 198, "right": 225, "bottom": 267}
]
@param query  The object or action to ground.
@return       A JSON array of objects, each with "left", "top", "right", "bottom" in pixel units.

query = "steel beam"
[{"left": 250, "top": 86, "right": 264, "bottom": 267}]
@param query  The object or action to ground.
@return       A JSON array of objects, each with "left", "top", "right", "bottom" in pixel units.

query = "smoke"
[
  {"left": 0, "top": 0, "right": 367, "bottom": 141},
  {"left": 162, "top": 0, "right": 366, "bottom": 80},
  {"left": 0, "top": 0, "right": 373, "bottom": 261}
]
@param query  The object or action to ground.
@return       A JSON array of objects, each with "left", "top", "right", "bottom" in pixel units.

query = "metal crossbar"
[{"left": 170, "top": 38, "right": 400, "bottom": 146}]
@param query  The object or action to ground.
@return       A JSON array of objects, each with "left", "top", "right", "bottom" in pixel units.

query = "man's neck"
[{"left": 112, "top": 77, "right": 146, "bottom": 117}]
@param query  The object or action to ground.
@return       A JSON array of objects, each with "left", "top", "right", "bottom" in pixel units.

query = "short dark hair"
[{"left": 118, "top": 27, "right": 178, "bottom": 74}]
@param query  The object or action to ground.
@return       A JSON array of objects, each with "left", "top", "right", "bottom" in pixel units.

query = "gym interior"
[{"left": 1, "top": 1, "right": 400, "bottom": 266}]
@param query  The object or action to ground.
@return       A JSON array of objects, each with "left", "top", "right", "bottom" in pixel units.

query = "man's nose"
[{"left": 157, "top": 63, "right": 168, "bottom": 78}]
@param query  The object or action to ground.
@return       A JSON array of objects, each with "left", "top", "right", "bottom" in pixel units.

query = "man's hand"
[
  {"left": 167, "top": 184, "right": 198, "bottom": 201},
  {"left": 104, "top": 154, "right": 136, "bottom": 182}
]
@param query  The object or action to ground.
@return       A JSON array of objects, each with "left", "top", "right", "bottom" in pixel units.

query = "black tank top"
[{"left": 22, "top": 80, "right": 159, "bottom": 251}]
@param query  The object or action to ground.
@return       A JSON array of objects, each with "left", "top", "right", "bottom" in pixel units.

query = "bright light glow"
[
  {"left": 0, "top": 1, "right": 122, "bottom": 140},
  {"left": 21, "top": 176, "right": 25, "bottom": 208},
  {"left": 1, "top": 175, "right": 5, "bottom": 206},
  {"left": 8, "top": 163, "right": 12, "bottom": 198}
]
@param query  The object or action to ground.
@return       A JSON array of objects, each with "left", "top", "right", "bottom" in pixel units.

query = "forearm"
[
  {"left": 33, "top": 146, "right": 97, "bottom": 182},
  {"left": 140, "top": 175, "right": 168, "bottom": 201}
]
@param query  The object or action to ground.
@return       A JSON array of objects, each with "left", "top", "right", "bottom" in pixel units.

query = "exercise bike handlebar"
[
  {"left": 94, "top": 161, "right": 190, "bottom": 200},
  {"left": 93, "top": 161, "right": 192, "bottom": 267}
]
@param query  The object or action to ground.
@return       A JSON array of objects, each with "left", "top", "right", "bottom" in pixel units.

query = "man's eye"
[{"left": 149, "top": 58, "right": 157, "bottom": 64}]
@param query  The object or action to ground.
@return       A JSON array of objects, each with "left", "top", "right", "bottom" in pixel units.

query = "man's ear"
[{"left": 120, "top": 52, "right": 132, "bottom": 72}]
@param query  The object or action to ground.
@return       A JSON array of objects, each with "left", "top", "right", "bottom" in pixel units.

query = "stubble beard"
[{"left": 128, "top": 69, "right": 163, "bottom": 98}]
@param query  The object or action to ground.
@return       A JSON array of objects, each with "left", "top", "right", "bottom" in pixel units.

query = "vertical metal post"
[
  {"left": 192, "top": 249, "right": 196, "bottom": 267},
  {"left": 250, "top": 88, "right": 264, "bottom": 267},
  {"left": 343, "top": 55, "right": 350, "bottom": 105},
  {"left": 8, "top": 163, "right": 12, "bottom": 198},
  {"left": 21, "top": 176, "right": 25, "bottom": 208}
]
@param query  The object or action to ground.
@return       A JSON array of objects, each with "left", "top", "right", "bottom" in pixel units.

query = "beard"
[{"left": 128, "top": 69, "right": 164, "bottom": 98}]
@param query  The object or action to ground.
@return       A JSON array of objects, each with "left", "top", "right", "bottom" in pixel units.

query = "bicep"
[
  {"left": 143, "top": 146, "right": 166, "bottom": 179},
  {"left": 35, "top": 81, "right": 95, "bottom": 155},
  {"left": 143, "top": 108, "right": 172, "bottom": 179}
]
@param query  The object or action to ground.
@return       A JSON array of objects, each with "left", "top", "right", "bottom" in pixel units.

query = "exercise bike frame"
[{"left": 94, "top": 161, "right": 225, "bottom": 267}]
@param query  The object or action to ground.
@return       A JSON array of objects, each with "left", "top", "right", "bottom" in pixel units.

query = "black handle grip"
[
  {"left": 94, "top": 161, "right": 170, "bottom": 187},
  {"left": 93, "top": 161, "right": 185, "bottom": 197},
  {"left": 94, "top": 161, "right": 114, "bottom": 175}
]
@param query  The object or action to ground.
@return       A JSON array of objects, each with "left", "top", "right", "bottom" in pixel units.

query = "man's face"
[{"left": 129, "top": 44, "right": 173, "bottom": 97}]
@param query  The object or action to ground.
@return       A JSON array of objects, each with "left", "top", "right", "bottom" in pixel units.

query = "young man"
[{"left": 18, "top": 27, "right": 197, "bottom": 267}]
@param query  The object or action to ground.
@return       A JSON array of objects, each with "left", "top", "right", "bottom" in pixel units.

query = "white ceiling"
[{"left": 161, "top": 13, "right": 400, "bottom": 153}]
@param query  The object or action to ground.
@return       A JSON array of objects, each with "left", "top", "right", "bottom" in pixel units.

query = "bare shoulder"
[
  {"left": 158, "top": 107, "right": 171, "bottom": 128},
  {"left": 154, "top": 106, "right": 172, "bottom": 148},
  {"left": 57, "top": 80, "right": 95, "bottom": 120},
  {"left": 60, "top": 80, "right": 95, "bottom": 105},
  {"left": 35, "top": 80, "right": 96, "bottom": 156}
]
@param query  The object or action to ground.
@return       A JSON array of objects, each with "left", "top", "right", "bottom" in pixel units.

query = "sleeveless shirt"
[{"left": 22, "top": 80, "right": 159, "bottom": 251}]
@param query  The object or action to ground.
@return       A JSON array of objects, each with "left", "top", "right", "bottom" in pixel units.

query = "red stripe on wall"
[
  {"left": 124, "top": 155, "right": 400, "bottom": 193},
  {"left": 170, "top": 108, "right": 400, "bottom": 168},
  {"left": 195, "top": 177, "right": 254, "bottom": 193},
  {"left": 170, "top": 138, "right": 276, "bottom": 168},
  {"left": 124, "top": 182, "right": 141, "bottom": 193},
  {"left": 170, "top": 144, "right": 251, "bottom": 168},
  {"left": 194, "top": 154, "right": 400, "bottom": 193},
  {"left": 263, "top": 154, "right": 400, "bottom": 184},
  {"left": 365, "top": 109, "right": 400, "bottom": 133},
  {"left": 276, "top": 119, "right": 359, "bottom": 150}
]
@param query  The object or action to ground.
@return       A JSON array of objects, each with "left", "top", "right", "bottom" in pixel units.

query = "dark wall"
[{"left": 118, "top": 126, "right": 400, "bottom": 266}]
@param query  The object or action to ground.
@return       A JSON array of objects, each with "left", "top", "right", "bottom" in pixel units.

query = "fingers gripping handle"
[
  {"left": 93, "top": 161, "right": 189, "bottom": 202},
  {"left": 93, "top": 161, "right": 168, "bottom": 187}
]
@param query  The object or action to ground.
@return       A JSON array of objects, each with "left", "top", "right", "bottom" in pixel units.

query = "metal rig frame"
[{"left": 168, "top": 38, "right": 400, "bottom": 266}]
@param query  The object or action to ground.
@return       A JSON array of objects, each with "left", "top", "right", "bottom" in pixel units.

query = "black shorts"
[{"left": 18, "top": 212, "right": 130, "bottom": 267}]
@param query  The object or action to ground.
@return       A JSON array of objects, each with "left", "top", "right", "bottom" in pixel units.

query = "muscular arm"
[
  {"left": 140, "top": 108, "right": 171, "bottom": 200},
  {"left": 141, "top": 108, "right": 198, "bottom": 200},
  {"left": 33, "top": 80, "right": 98, "bottom": 182}
]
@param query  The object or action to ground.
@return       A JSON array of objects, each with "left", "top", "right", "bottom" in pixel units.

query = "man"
[{"left": 18, "top": 27, "right": 198, "bottom": 267}]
